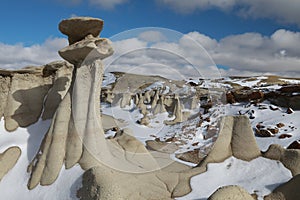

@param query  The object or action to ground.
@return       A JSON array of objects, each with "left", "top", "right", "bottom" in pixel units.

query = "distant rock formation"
[
  {"left": 100, "top": 72, "right": 204, "bottom": 126},
  {"left": 0, "top": 61, "right": 73, "bottom": 131}
]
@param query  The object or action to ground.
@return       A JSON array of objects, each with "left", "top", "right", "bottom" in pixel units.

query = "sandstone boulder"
[
  {"left": 0, "top": 147, "right": 21, "bottom": 181},
  {"left": 59, "top": 36, "right": 113, "bottom": 65},
  {"left": 287, "top": 140, "right": 300, "bottom": 150},
  {"left": 199, "top": 115, "right": 261, "bottom": 166},
  {"left": 264, "top": 175, "right": 300, "bottom": 200},
  {"left": 263, "top": 144, "right": 300, "bottom": 176},
  {"left": 59, "top": 17, "right": 104, "bottom": 44},
  {"left": 208, "top": 185, "right": 253, "bottom": 200}
]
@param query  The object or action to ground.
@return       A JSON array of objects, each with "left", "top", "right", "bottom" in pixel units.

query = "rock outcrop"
[
  {"left": 264, "top": 175, "right": 300, "bottom": 200},
  {"left": 262, "top": 144, "right": 300, "bottom": 176},
  {"left": 27, "top": 17, "right": 114, "bottom": 189},
  {"left": 59, "top": 17, "right": 104, "bottom": 45},
  {"left": 0, "top": 147, "right": 21, "bottom": 181},
  {"left": 198, "top": 115, "right": 261, "bottom": 167},
  {"left": 208, "top": 185, "right": 254, "bottom": 200},
  {"left": 0, "top": 61, "right": 73, "bottom": 131},
  {"left": 77, "top": 115, "right": 262, "bottom": 199}
]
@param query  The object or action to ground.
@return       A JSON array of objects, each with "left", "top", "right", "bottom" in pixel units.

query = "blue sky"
[{"left": 1, "top": 0, "right": 300, "bottom": 76}]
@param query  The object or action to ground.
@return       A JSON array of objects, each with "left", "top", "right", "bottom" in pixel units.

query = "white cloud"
[
  {"left": 157, "top": 0, "right": 300, "bottom": 27},
  {"left": 105, "top": 29, "right": 300, "bottom": 78},
  {"left": 0, "top": 37, "right": 68, "bottom": 70},
  {"left": 211, "top": 30, "right": 300, "bottom": 74},
  {"left": 2, "top": 29, "right": 300, "bottom": 78},
  {"left": 138, "top": 31, "right": 167, "bottom": 43},
  {"left": 157, "top": 0, "right": 236, "bottom": 13},
  {"left": 89, "top": 0, "right": 128, "bottom": 9}
]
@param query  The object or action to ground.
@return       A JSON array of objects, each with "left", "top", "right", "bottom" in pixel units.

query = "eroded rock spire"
[{"left": 27, "top": 17, "right": 114, "bottom": 189}]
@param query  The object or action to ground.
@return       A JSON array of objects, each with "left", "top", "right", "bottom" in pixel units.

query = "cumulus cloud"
[
  {"left": 89, "top": 0, "right": 128, "bottom": 9},
  {"left": 0, "top": 37, "right": 68, "bottom": 70},
  {"left": 157, "top": 0, "right": 300, "bottom": 27},
  {"left": 138, "top": 31, "right": 167, "bottom": 43},
  {"left": 211, "top": 29, "right": 300, "bottom": 75},
  {"left": 105, "top": 29, "right": 300, "bottom": 78},
  {"left": 2, "top": 29, "right": 300, "bottom": 78}
]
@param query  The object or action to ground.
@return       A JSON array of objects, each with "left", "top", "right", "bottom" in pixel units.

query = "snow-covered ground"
[
  {"left": 0, "top": 74, "right": 299, "bottom": 199},
  {"left": 224, "top": 102, "right": 300, "bottom": 151},
  {"left": 178, "top": 157, "right": 292, "bottom": 200},
  {"left": 0, "top": 119, "right": 84, "bottom": 200}
]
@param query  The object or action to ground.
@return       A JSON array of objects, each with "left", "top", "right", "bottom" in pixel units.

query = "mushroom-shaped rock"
[
  {"left": 27, "top": 17, "right": 115, "bottom": 189},
  {"left": 59, "top": 37, "right": 113, "bottom": 65},
  {"left": 59, "top": 17, "right": 104, "bottom": 45}
]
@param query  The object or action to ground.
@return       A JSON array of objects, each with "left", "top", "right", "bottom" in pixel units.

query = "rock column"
[
  {"left": 27, "top": 17, "right": 113, "bottom": 189},
  {"left": 27, "top": 17, "right": 159, "bottom": 189}
]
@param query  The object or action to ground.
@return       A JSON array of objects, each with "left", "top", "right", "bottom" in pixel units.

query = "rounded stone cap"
[
  {"left": 208, "top": 185, "right": 253, "bottom": 200},
  {"left": 59, "top": 17, "right": 104, "bottom": 44}
]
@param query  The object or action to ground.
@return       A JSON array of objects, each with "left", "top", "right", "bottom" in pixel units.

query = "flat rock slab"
[
  {"left": 59, "top": 17, "right": 103, "bottom": 44},
  {"left": 59, "top": 37, "right": 113, "bottom": 65}
]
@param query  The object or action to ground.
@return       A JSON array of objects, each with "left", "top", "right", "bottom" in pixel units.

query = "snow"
[
  {"left": 224, "top": 102, "right": 300, "bottom": 151},
  {"left": 0, "top": 119, "right": 83, "bottom": 200},
  {"left": 178, "top": 157, "right": 292, "bottom": 200},
  {"left": 144, "top": 81, "right": 165, "bottom": 91},
  {"left": 225, "top": 76, "right": 268, "bottom": 88},
  {"left": 102, "top": 72, "right": 116, "bottom": 87},
  {"left": 279, "top": 78, "right": 300, "bottom": 84},
  {"left": 1, "top": 74, "right": 300, "bottom": 199}
]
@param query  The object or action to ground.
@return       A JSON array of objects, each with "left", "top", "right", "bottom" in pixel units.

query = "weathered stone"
[
  {"left": 256, "top": 129, "right": 274, "bottom": 137},
  {"left": 263, "top": 144, "right": 300, "bottom": 176},
  {"left": 4, "top": 69, "right": 53, "bottom": 131},
  {"left": 176, "top": 149, "right": 205, "bottom": 164},
  {"left": 279, "top": 134, "right": 292, "bottom": 139},
  {"left": 59, "top": 17, "right": 104, "bottom": 44},
  {"left": 146, "top": 140, "right": 179, "bottom": 154},
  {"left": 208, "top": 185, "right": 254, "bottom": 200},
  {"left": 0, "top": 147, "right": 21, "bottom": 182},
  {"left": 164, "top": 95, "right": 183, "bottom": 125},
  {"left": 199, "top": 115, "right": 261, "bottom": 167},
  {"left": 287, "top": 140, "right": 300, "bottom": 149},
  {"left": 286, "top": 107, "right": 294, "bottom": 114},
  {"left": 59, "top": 37, "right": 113, "bottom": 65},
  {"left": 264, "top": 175, "right": 300, "bottom": 200}
]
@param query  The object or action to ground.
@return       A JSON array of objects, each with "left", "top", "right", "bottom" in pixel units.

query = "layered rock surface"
[
  {"left": 0, "top": 61, "right": 73, "bottom": 131},
  {"left": 27, "top": 17, "right": 114, "bottom": 189}
]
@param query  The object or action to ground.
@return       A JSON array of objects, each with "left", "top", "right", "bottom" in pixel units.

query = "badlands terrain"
[{"left": 0, "top": 17, "right": 300, "bottom": 200}]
